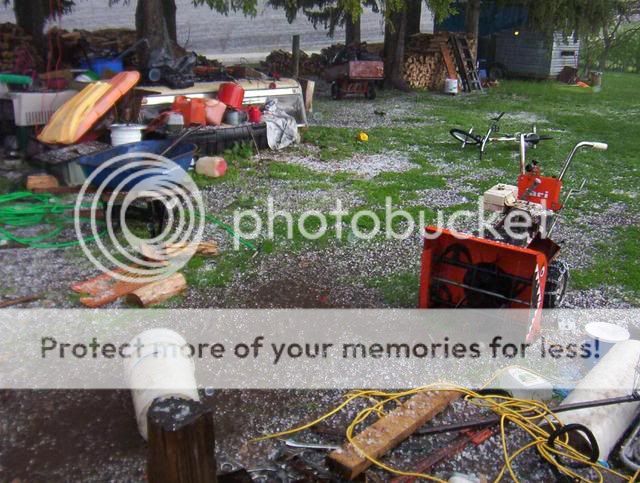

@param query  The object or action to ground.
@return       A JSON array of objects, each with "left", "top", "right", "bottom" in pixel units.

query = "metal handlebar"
[{"left": 558, "top": 141, "right": 608, "bottom": 181}]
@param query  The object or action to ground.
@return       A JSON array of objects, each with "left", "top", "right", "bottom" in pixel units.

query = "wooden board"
[
  {"left": 71, "top": 268, "right": 150, "bottom": 308},
  {"left": 440, "top": 44, "right": 458, "bottom": 79},
  {"left": 327, "top": 390, "right": 459, "bottom": 480}
]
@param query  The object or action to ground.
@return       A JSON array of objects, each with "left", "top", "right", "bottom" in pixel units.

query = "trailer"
[{"left": 436, "top": 0, "right": 580, "bottom": 80}]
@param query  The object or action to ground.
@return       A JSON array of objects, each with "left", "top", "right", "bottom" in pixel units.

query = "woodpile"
[
  {"left": 0, "top": 23, "right": 41, "bottom": 73},
  {"left": 262, "top": 44, "right": 349, "bottom": 77},
  {"left": 46, "top": 27, "right": 140, "bottom": 68},
  {"left": 402, "top": 32, "right": 476, "bottom": 91}
]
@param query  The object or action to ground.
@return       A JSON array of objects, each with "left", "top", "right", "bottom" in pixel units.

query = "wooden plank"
[
  {"left": 0, "top": 294, "right": 41, "bottom": 308},
  {"left": 440, "top": 44, "right": 457, "bottom": 79},
  {"left": 327, "top": 390, "right": 459, "bottom": 480}
]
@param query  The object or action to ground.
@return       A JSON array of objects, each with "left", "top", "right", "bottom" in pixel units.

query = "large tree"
[
  {"left": 384, "top": 0, "right": 455, "bottom": 89},
  {"left": 4, "top": 0, "right": 74, "bottom": 53}
]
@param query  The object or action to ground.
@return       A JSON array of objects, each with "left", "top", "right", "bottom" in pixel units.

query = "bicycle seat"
[{"left": 524, "top": 133, "right": 552, "bottom": 145}]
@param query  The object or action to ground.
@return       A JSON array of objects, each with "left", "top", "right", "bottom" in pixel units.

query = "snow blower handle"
[{"left": 558, "top": 141, "right": 609, "bottom": 181}]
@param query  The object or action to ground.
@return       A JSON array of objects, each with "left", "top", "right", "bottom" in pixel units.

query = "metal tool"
[
  {"left": 160, "top": 125, "right": 203, "bottom": 157},
  {"left": 284, "top": 438, "right": 341, "bottom": 451}
]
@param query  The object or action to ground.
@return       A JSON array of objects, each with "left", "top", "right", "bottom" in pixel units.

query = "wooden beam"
[
  {"left": 147, "top": 397, "right": 217, "bottom": 483},
  {"left": 291, "top": 35, "right": 300, "bottom": 78},
  {"left": 327, "top": 390, "right": 459, "bottom": 480}
]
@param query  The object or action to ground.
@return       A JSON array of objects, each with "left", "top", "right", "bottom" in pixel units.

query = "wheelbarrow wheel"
[
  {"left": 365, "top": 82, "right": 377, "bottom": 100},
  {"left": 331, "top": 82, "right": 342, "bottom": 100},
  {"left": 450, "top": 128, "right": 482, "bottom": 146},
  {"left": 544, "top": 260, "right": 569, "bottom": 308}
]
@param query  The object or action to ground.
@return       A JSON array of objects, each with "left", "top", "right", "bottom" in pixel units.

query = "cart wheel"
[
  {"left": 365, "top": 82, "right": 377, "bottom": 100},
  {"left": 331, "top": 82, "right": 341, "bottom": 100},
  {"left": 544, "top": 260, "right": 569, "bottom": 308}
]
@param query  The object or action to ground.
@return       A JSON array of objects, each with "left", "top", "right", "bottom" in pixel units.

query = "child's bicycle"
[{"left": 450, "top": 112, "right": 552, "bottom": 159}]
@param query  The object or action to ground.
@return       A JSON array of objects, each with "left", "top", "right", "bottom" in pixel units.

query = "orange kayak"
[{"left": 38, "top": 71, "right": 140, "bottom": 145}]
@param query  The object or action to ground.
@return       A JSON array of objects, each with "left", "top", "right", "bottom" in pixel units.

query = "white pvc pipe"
[
  {"left": 554, "top": 339, "right": 640, "bottom": 461},
  {"left": 123, "top": 329, "right": 200, "bottom": 440}
]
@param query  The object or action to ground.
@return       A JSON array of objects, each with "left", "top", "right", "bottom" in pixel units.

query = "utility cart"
[{"left": 324, "top": 60, "right": 384, "bottom": 100}]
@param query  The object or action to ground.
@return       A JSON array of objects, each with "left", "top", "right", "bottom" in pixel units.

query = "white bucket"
[
  {"left": 109, "top": 123, "right": 146, "bottom": 146},
  {"left": 123, "top": 329, "right": 200, "bottom": 440},
  {"left": 444, "top": 78, "right": 459, "bottom": 95},
  {"left": 584, "top": 322, "right": 630, "bottom": 365}
]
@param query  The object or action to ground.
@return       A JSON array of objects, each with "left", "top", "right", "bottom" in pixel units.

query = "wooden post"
[
  {"left": 292, "top": 34, "right": 300, "bottom": 78},
  {"left": 147, "top": 397, "right": 217, "bottom": 483}
]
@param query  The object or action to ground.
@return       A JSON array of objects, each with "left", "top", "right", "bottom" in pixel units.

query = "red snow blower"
[{"left": 419, "top": 136, "right": 608, "bottom": 340}]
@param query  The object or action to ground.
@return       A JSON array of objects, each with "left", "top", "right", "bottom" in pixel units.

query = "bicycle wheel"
[{"left": 450, "top": 129, "right": 481, "bottom": 145}]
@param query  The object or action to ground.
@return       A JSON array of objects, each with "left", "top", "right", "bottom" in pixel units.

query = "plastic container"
[
  {"left": 123, "top": 329, "right": 200, "bottom": 440},
  {"left": 172, "top": 96, "right": 206, "bottom": 125},
  {"left": 79, "top": 57, "right": 124, "bottom": 78},
  {"left": 217, "top": 83, "right": 244, "bottom": 109},
  {"left": 77, "top": 140, "right": 197, "bottom": 190},
  {"left": 204, "top": 99, "right": 226, "bottom": 126},
  {"left": 109, "top": 123, "right": 146, "bottom": 146},
  {"left": 584, "top": 322, "right": 630, "bottom": 365},
  {"left": 444, "top": 78, "right": 459, "bottom": 95}
]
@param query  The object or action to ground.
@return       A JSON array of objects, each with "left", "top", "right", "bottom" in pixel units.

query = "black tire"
[
  {"left": 365, "top": 82, "right": 376, "bottom": 100},
  {"left": 331, "top": 82, "right": 341, "bottom": 100},
  {"left": 544, "top": 260, "right": 569, "bottom": 308},
  {"left": 488, "top": 64, "right": 505, "bottom": 81},
  {"left": 450, "top": 128, "right": 482, "bottom": 146}
]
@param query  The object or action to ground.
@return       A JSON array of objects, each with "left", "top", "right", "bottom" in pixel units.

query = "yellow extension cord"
[{"left": 252, "top": 370, "right": 640, "bottom": 483}]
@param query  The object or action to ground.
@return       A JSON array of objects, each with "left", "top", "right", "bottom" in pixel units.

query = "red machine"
[
  {"left": 324, "top": 59, "right": 384, "bottom": 100},
  {"left": 420, "top": 136, "right": 608, "bottom": 339}
]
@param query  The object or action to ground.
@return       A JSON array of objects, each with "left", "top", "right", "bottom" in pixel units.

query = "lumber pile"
[{"left": 0, "top": 23, "right": 42, "bottom": 73}]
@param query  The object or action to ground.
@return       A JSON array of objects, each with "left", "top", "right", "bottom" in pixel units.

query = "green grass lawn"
[{"left": 189, "top": 72, "right": 640, "bottom": 304}]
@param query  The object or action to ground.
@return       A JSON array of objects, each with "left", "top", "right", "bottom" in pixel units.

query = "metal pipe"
[
  {"left": 519, "top": 134, "right": 527, "bottom": 174},
  {"left": 416, "top": 394, "right": 639, "bottom": 436},
  {"left": 558, "top": 141, "right": 608, "bottom": 181}
]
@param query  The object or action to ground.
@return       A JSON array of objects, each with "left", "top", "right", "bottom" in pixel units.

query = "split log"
[
  {"left": 126, "top": 272, "right": 187, "bottom": 307},
  {"left": 147, "top": 397, "right": 217, "bottom": 483},
  {"left": 26, "top": 174, "right": 59, "bottom": 192},
  {"left": 327, "top": 390, "right": 460, "bottom": 480}
]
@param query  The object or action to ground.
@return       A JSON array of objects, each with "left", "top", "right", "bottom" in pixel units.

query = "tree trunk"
[
  {"left": 405, "top": 0, "right": 421, "bottom": 43},
  {"left": 14, "top": 0, "right": 46, "bottom": 54},
  {"left": 345, "top": 14, "right": 361, "bottom": 45},
  {"left": 465, "top": 0, "right": 481, "bottom": 57},
  {"left": 383, "top": 9, "right": 410, "bottom": 91},
  {"left": 162, "top": 0, "right": 178, "bottom": 44},
  {"left": 136, "top": 0, "right": 172, "bottom": 67}
]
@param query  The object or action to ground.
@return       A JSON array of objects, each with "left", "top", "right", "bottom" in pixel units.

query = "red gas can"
[{"left": 218, "top": 83, "right": 244, "bottom": 109}]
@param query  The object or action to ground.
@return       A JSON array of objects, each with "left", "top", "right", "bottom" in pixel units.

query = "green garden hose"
[
  {"left": 0, "top": 191, "right": 103, "bottom": 249},
  {"left": 0, "top": 191, "right": 257, "bottom": 251}
]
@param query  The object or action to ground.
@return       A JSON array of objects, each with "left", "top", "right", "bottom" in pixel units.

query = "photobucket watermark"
[{"left": 231, "top": 196, "right": 551, "bottom": 249}]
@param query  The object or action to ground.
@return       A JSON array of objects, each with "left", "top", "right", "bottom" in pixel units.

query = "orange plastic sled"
[{"left": 38, "top": 71, "right": 140, "bottom": 145}]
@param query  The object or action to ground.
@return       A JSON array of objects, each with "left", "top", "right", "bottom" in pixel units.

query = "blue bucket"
[{"left": 78, "top": 140, "right": 197, "bottom": 191}]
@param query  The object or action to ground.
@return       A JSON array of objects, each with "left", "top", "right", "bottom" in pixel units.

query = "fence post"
[
  {"left": 147, "top": 397, "right": 217, "bottom": 483},
  {"left": 292, "top": 34, "right": 300, "bottom": 78}
]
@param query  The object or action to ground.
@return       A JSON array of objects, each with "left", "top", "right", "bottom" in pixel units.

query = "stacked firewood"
[
  {"left": 0, "top": 23, "right": 41, "bottom": 72},
  {"left": 263, "top": 43, "right": 350, "bottom": 77},
  {"left": 403, "top": 32, "right": 476, "bottom": 91},
  {"left": 403, "top": 33, "right": 450, "bottom": 90},
  {"left": 46, "top": 27, "right": 139, "bottom": 68}
]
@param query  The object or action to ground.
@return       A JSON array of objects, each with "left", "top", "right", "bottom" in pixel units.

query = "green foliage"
[
  {"left": 582, "top": 22, "right": 640, "bottom": 72},
  {"left": 192, "top": 0, "right": 258, "bottom": 16}
]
